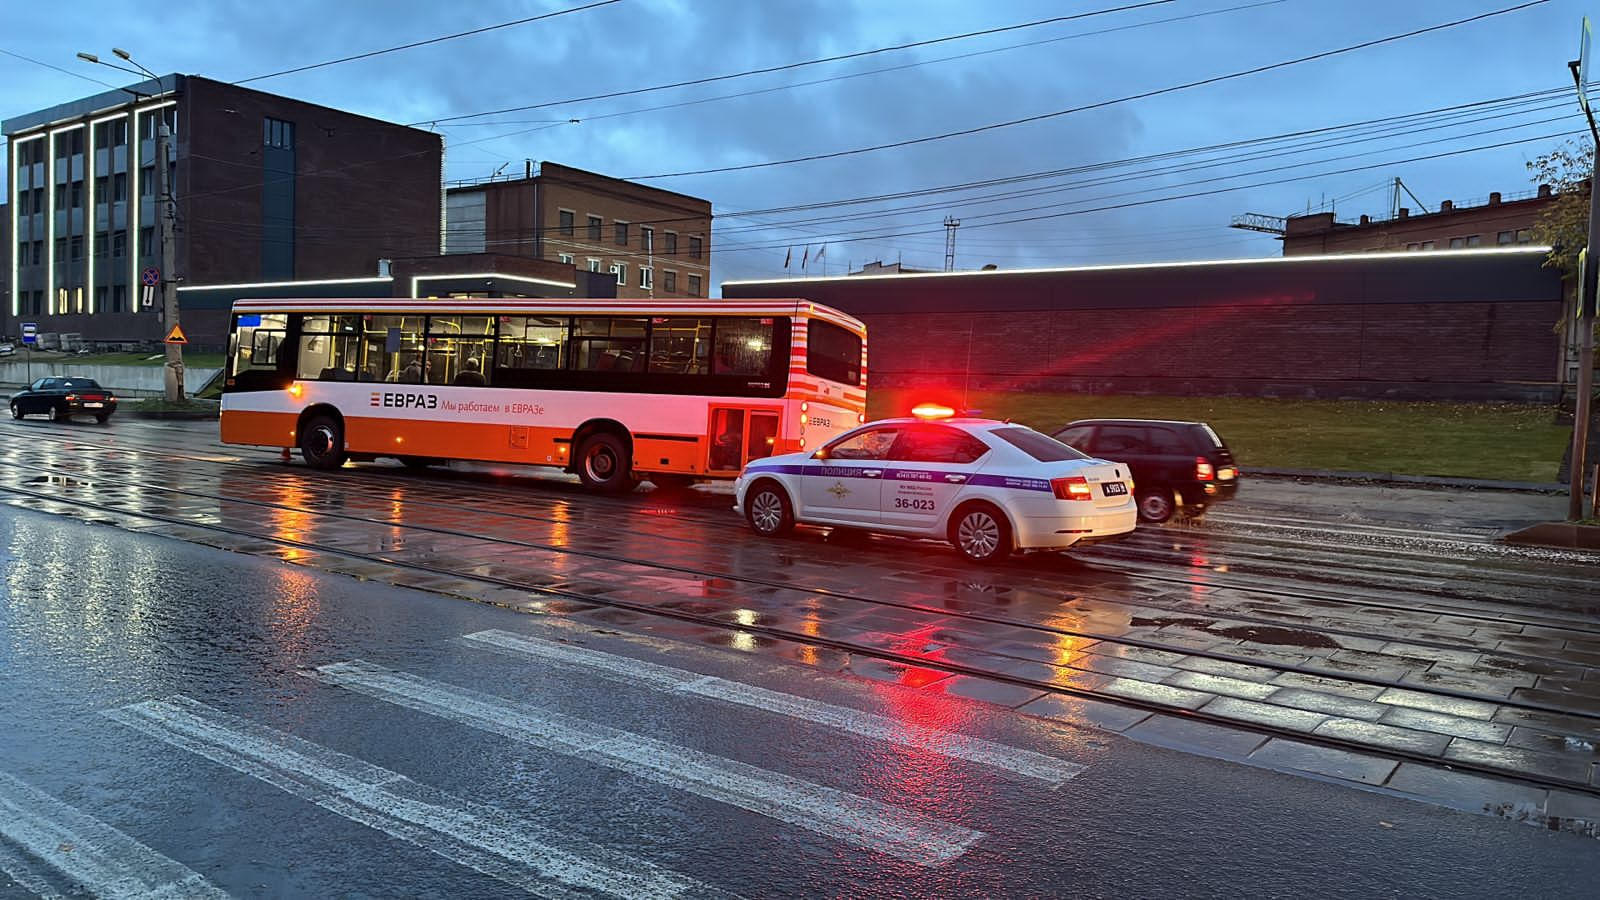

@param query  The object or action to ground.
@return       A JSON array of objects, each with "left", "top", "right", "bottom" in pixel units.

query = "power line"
[
  {"left": 625, "top": 0, "right": 1552, "bottom": 179},
  {"left": 435, "top": 0, "right": 1285, "bottom": 136},
  {"left": 0, "top": 48, "right": 122, "bottom": 89},
  {"left": 415, "top": 0, "right": 1183, "bottom": 126},
  {"left": 234, "top": 0, "right": 627, "bottom": 85}
]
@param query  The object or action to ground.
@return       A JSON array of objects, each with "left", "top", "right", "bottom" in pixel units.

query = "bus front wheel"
[
  {"left": 576, "top": 432, "right": 639, "bottom": 493},
  {"left": 300, "top": 413, "right": 348, "bottom": 471}
]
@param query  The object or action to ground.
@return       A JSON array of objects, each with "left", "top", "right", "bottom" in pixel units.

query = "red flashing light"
[
  {"left": 911, "top": 403, "right": 955, "bottom": 420},
  {"left": 1195, "top": 458, "right": 1215, "bottom": 481},
  {"left": 1051, "top": 476, "right": 1094, "bottom": 501}
]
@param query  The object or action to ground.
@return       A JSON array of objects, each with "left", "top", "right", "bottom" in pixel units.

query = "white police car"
[{"left": 734, "top": 405, "right": 1138, "bottom": 563}]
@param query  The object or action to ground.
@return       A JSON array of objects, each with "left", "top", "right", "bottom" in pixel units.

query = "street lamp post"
[{"left": 77, "top": 49, "right": 184, "bottom": 402}]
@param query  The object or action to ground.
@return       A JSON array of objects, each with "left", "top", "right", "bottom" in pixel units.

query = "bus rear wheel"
[
  {"left": 576, "top": 432, "right": 639, "bottom": 493},
  {"left": 299, "top": 413, "right": 347, "bottom": 470}
]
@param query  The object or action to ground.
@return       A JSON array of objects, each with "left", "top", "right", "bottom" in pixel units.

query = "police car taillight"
[{"left": 1051, "top": 476, "right": 1093, "bottom": 501}]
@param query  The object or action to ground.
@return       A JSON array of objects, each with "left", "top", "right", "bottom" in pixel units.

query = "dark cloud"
[{"left": 3, "top": 0, "right": 1585, "bottom": 289}]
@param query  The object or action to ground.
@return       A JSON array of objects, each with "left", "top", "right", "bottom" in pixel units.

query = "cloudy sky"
[{"left": 3, "top": 0, "right": 1592, "bottom": 291}]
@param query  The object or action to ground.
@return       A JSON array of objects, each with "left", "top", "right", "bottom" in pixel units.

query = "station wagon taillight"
[
  {"left": 1051, "top": 476, "right": 1093, "bottom": 501},
  {"left": 1196, "top": 458, "right": 1215, "bottom": 481}
]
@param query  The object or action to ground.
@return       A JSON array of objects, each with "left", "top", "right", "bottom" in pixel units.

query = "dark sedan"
[{"left": 9, "top": 377, "right": 118, "bottom": 423}]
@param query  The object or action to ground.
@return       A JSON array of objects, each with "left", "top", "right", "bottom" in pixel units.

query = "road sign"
[
  {"left": 142, "top": 285, "right": 155, "bottom": 308},
  {"left": 165, "top": 324, "right": 188, "bottom": 345},
  {"left": 21, "top": 323, "right": 37, "bottom": 345},
  {"left": 141, "top": 267, "right": 160, "bottom": 287}
]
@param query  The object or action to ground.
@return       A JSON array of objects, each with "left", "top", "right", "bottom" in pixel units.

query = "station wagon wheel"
[
  {"left": 1137, "top": 488, "right": 1176, "bottom": 524},
  {"left": 299, "top": 413, "right": 348, "bottom": 471},
  {"left": 951, "top": 503, "right": 1010, "bottom": 564},
  {"left": 746, "top": 482, "right": 795, "bottom": 537}
]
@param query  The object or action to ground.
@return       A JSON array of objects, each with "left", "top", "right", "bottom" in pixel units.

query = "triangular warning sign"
[{"left": 165, "top": 324, "right": 188, "bottom": 345}]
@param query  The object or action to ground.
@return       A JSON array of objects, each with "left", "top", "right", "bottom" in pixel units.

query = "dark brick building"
[
  {"left": 4, "top": 74, "right": 442, "bottom": 345},
  {"left": 1280, "top": 187, "right": 1553, "bottom": 256},
  {"left": 723, "top": 247, "right": 1565, "bottom": 402},
  {"left": 445, "top": 162, "right": 711, "bottom": 299}
]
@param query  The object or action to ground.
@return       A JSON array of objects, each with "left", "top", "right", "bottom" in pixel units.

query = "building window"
[
  {"left": 54, "top": 184, "right": 67, "bottom": 209},
  {"left": 689, "top": 236, "right": 703, "bottom": 259},
  {"left": 1517, "top": 229, "right": 1532, "bottom": 243},
  {"left": 687, "top": 274, "right": 702, "bottom": 295},
  {"left": 609, "top": 262, "right": 626, "bottom": 285},
  {"left": 112, "top": 230, "right": 127, "bottom": 259},
  {"left": 140, "top": 165, "right": 156, "bottom": 197},
  {"left": 94, "top": 231, "right": 109, "bottom": 257},
  {"left": 558, "top": 209, "right": 575, "bottom": 236},
  {"left": 1405, "top": 242, "right": 1420, "bottom": 251},
  {"left": 54, "top": 237, "right": 67, "bottom": 262},
  {"left": 588, "top": 215, "right": 602, "bottom": 240},
  {"left": 559, "top": 253, "right": 574, "bottom": 265},
  {"left": 663, "top": 270, "right": 677, "bottom": 293},
  {"left": 640, "top": 267, "right": 653, "bottom": 289},
  {"left": 615, "top": 221, "right": 629, "bottom": 246},
  {"left": 1497, "top": 230, "right": 1514, "bottom": 245},
  {"left": 69, "top": 130, "right": 84, "bottom": 156},
  {"left": 587, "top": 258, "right": 602, "bottom": 273},
  {"left": 15, "top": 191, "right": 29, "bottom": 216},
  {"left": 95, "top": 285, "right": 108, "bottom": 312},
  {"left": 69, "top": 236, "right": 83, "bottom": 262},
  {"left": 112, "top": 285, "right": 127, "bottom": 313},
  {"left": 70, "top": 180, "right": 83, "bottom": 209},
  {"left": 641, "top": 226, "right": 654, "bottom": 253},
  {"left": 17, "top": 241, "right": 26, "bottom": 266},
  {"left": 95, "top": 175, "right": 109, "bottom": 205},
  {"left": 113, "top": 173, "right": 127, "bottom": 203},
  {"left": 664, "top": 232, "right": 677, "bottom": 255},
  {"left": 140, "top": 226, "right": 154, "bottom": 257},
  {"left": 1420, "top": 240, "right": 1435, "bottom": 250},
  {"left": 1466, "top": 234, "right": 1481, "bottom": 247},
  {"left": 264, "top": 117, "right": 295, "bottom": 149},
  {"left": 31, "top": 188, "right": 43, "bottom": 214},
  {"left": 31, "top": 241, "right": 43, "bottom": 266}
]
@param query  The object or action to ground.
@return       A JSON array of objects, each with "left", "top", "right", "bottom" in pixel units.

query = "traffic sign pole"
[
  {"left": 155, "top": 121, "right": 184, "bottom": 402},
  {"left": 1569, "top": 17, "right": 1598, "bottom": 521}
]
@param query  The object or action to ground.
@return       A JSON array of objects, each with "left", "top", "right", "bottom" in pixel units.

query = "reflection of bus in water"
[{"left": 220, "top": 298, "right": 867, "bottom": 491}]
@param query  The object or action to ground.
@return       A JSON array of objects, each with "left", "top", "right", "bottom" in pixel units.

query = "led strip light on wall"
[
  {"left": 86, "top": 110, "right": 131, "bottom": 314},
  {"left": 131, "top": 99, "right": 176, "bottom": 312},
  {"left": 9, "top": 134, "right": 44, "bottom": 317}
]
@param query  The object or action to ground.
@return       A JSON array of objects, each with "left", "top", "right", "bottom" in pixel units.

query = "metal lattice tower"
[{"left": 944, "top": 217, "right": 961, "bottom": 272}]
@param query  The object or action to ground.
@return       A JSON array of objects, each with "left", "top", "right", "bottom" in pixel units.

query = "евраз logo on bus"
[{"left": 370, "top": 391, "right": 439, "bottom": 409}]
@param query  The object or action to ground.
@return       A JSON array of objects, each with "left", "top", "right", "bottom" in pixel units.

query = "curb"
[
  {"left": 123, "top": 409, "right": 219, "bottom": 421},
  {"left": 1245, "top": 466, "right": 1566, "bottom": 494},
  {"left": 1501, "top": 522, "right": 1600, "bottom": 552}
]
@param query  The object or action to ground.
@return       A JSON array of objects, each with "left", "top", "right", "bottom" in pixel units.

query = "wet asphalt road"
[{"left": 2, "top": 505, "right": 1598, "bottom": 898}]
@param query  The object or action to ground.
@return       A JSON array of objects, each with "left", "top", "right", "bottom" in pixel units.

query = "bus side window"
[
  {"left": 714, "top": 318, "right": 774, "bottom": 376},
  {"left": 496, "top": 316, "right": 568, "bottom": 371},
  {"left": 229, "top": 313, "right": 288, "bottom": 383}
]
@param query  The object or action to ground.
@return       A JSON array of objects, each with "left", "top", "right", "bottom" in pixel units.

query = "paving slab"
[
  {"left": 1443, "top": 738, "right": 1596, "bottom": 785},
  {"left": 1248, "top": 738, "right": 1399, "bottom": 786},
  {"left": 1375, "top": 687, "right": 1500, "bottom": 721},
  {"left": 1124, "top": 713, "right": 1270, "bottom": 759},
  {"left": 1378, "top": 706, "right": 1512, "bottom": 743},
  {"left": 1311, "top": 717, "right": 1453, "bottom": 756},
  {"left": 1017, "top": 694, "right": 1153, "bottom": 733},
  {"left": 1266, "top": 688, "right": 1388, "bottom": 722},
  {"left": 1199, "top": 696, "right": 1328, "bottom": 732}
]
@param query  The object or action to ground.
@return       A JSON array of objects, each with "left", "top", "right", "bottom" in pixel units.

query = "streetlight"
[{"left": 78, "top": 48, "right": 184, "bottom": 402}]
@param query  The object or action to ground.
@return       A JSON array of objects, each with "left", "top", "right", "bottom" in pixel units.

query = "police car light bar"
[{"left": 911, "top": 403, "right": 956, "bottom": 420}]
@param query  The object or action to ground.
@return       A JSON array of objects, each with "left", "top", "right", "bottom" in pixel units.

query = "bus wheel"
[
  {"left": 299, "top": 414, "right": 348, "bottom": 470},
  {"left": 576, "top": 432, "right": 638, "bottom": 493}
]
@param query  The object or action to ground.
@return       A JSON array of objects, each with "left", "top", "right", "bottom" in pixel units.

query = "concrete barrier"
[{"left": 0, "top": 362, "right": 222, "bottom": 397}]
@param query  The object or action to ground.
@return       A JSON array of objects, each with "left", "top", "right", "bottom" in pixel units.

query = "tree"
[{"left": 1526, "top": 139, "right": 1593, "bottom": 277}]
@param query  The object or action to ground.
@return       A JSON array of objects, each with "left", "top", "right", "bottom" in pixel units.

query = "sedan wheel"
[
  {"left": 745, "top": 484, "right": 794, "bottom": 537},
  {"left": 9, "top": 403, "right": 20, "bottom": 420},
  {"left": 953, "top": 505, "right": 1010, "bottom": 564}
]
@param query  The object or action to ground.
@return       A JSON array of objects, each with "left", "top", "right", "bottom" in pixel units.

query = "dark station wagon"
[
  {"left": 1053, "top": 418, "right": 1238, "bottom": 523},
  {"left": 9, "top": 377, "right": 119, "bottom": 424}
]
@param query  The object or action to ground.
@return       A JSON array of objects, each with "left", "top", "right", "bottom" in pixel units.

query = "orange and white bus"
[{"left": 220, "top": 298, "right": 868, "bottom": 491}]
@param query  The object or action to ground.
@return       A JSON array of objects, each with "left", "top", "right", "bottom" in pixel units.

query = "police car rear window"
[{"left": 990, "top": 427, "right": 1089, "bottom": 462}]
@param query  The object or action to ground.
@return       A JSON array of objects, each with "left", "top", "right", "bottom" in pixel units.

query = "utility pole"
[
  {"left": 157, "top": 117, "right": 184, "bottom": 401},
  {"left": 944, "top": 216, "right": 960, "bottom": 272},
  {"left": 1568, "top": 22, "right": 1597, "bottom": 520}
]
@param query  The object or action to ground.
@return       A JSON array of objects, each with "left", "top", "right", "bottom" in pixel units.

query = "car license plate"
[
  {"left": 1101, "top": 481, "right": 1128, "bottom": 496},
  {"left": 83, "top": 402, "right": 104, "bottom": 408}
]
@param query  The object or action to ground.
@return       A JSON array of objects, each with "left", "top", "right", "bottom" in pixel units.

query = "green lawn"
[{"left": 868, "top": 390, "right": 1573, "bottom": 482}]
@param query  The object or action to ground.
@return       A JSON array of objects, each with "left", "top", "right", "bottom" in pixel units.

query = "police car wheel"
[
  {"left": 746, "top": 483, "right": 794, "bottom": 537},
  {"left": 299, "top": 414, "right": 348, "bottom": 471},
  {"left": 952, "top": 504, "right": 1010, "bottom": 564}
]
